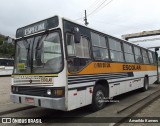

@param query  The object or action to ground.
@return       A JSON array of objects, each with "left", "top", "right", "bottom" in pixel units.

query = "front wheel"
[
  {"left": 142, "top": 77, "right": 149, "bottom": 91},
  {"left": 90, "top": 85, "right": 106, "bottom": 111}
]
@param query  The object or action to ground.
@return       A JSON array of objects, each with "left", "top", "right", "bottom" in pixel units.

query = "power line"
[
  {"left": 96, "top": 0, "right": 114, "bottom": 14},
  {"left": 74, "top": 11, "right": 84, "bottom": 21},
  {"left": 74, "top": 0, "right": 114, "bottom": 21},
  {"left": 87, "top": 0, "right": 102, "bottom": 11},
  {"left": 74, "top": 17, "right": 83, "bottom": 21},
  {"left": 87, "top": 0, "right": 109, "bottom": 16},
  {"left": 74, "top": 0, "right": 107, "bottom": 21},
  {"left": 88, "top": 0, "right": 114, "bottom": 17}
]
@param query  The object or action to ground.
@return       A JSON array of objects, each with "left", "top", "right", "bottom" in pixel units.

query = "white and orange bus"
[{"left": 11, "top": 16, "right": 157, "bottom": 111}]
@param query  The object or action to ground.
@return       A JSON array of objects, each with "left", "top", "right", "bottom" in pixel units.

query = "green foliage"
[
  {"left": 0, "top": 35, "right": 4, "bottom": 45},
  {"left": 0, "top": 41, "right": 3, "bottom": 45},
  {"left": 0, "top": 35, "right": 14, "bottom": 58}
]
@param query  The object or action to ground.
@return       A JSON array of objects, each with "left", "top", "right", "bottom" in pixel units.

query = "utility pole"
[{"left": 84, "top": 10, "right": 89, "bottom": 26}]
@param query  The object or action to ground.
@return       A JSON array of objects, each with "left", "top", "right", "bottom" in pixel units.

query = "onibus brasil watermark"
[{"left": 1, "top": 118, "right": 42, "bottom": 124}]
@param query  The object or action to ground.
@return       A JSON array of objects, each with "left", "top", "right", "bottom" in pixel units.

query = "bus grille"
[{"left": 11, "top": 86, "right": 65, "bottom": 98}]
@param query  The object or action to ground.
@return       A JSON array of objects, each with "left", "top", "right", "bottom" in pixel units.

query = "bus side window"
[
  {"left": 123, "top": 43, "right": 135, "bottom": 63},
  {"left": 152, "top": 52, "right": 157, "bottom": 65},
  {"left": 75, "top": 37, "right": 90, "bottom": 58},
  {"left": 66, "top": 33, "right": 75, "bottom": 56},
  {"left": 66, "top": 33, "right": 91, "bottom": 73},
  {"left": 142, "top": 49, "right": 149, "bottom": 64},
  {"left": 148, "top": 51, "right": 154, "bottom": 64},
  {"left": 108, "top": 38, "right": 124, "bottom": 62},
  {"left": 91, "top": 32, "right": 109, "bottom": 61},
  {"left": 134, "top": 46, "right": 143, "bottom": 63},
  {"left": 66, "top": 33, "right": 90, "bottom": 58}
]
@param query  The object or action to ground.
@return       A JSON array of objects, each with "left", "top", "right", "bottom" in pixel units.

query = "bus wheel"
[
  {"left": 142, "top": 77, "right": 149, "bottom": 91},
  {"left": 90, "top": 85, "right": 106, "bottom": 111}
]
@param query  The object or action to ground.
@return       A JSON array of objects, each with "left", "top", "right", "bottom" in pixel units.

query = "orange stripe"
[{"left": 68, "top": 62, "right": 157, "bottom": 75}]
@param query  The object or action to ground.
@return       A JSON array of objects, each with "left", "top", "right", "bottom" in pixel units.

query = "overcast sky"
[{"left": 0, "top": 0, "right": 160, "bottom": 48}]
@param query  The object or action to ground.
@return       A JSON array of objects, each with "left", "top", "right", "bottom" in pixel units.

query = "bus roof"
[
  {"left": 16, "top": 15, "right": 151, "bottom": 51},
  {"left": 62, "top": 17, "right": 152, "bottom": 51}
]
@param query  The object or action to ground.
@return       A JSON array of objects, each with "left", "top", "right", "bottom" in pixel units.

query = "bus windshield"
[{"left": 14, "top": 32, "right": 63, "bottom": 74}]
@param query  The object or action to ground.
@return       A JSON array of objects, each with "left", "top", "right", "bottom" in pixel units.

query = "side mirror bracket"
[{"left": 72, "top": 27, "right": 80, "bottom": 43}]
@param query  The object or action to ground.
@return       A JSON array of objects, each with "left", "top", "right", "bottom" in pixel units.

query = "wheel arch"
[{"left": 94, "top": 79, "right": 109, "bottom": 98}]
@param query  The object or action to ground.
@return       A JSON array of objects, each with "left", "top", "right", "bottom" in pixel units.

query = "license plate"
[{"left": 25, "top": 97, "right": 34, "bottom": 103}]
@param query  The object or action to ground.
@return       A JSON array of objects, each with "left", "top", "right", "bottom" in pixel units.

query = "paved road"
[
  {"left": 119, "top": 98, "right": 160, "bottom": 126},
  {"left": 0, "top": 77, "right": 11, "bottom": 105},
  {"left": 0, "top": 77, "right": 27, "bottom": 112}
]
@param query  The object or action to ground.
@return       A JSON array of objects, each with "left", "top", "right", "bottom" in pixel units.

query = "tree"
[
  {"left": 0, "top": 35, "right": 4, "bottom": 45},
  {"left": 0, "top": 34, "right": 14, "bottom": 58}
]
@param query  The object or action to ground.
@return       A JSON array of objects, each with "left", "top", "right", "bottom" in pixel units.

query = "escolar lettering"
[{"left": 123, "top": 65, "right": 141, "bottom": 70}]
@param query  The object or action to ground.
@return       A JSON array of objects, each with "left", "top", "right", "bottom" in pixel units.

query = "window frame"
[
  {"left": 133, "top": 46, "right": 143, "bottom": 64},
  {"left": 141, "top": 48, "right": 150, "bottom": 64},
  {"left": 91, "top": 32, "right": 110, "bottom": 61},
  {"left": 66, "top": 33, "right": 76, "bottom": 57},
  {"left": 75, "top": 36, "right": 91, "bottom": 58},
  {"left": 123, "top": 43, "right": 135, "bottom": 63},
  {"left": 13, "top": 29, "right": 64, "bottom": 75},
  {"left": 66, "top": 33, "right": 91, "bottom": 59},
  {"left": 108, "top": 37, "right": 124, "bottom": 62},
  {"left": 148, "top": 51, "right": 155, "bottom": 64}
]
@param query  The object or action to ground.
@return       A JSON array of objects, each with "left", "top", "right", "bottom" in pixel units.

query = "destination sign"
[
  {"left": 16, "top": 16, "right": 59, "bottom": 38},
  {"left": 24, "top": 22, "right": 45, "bottom": 36}
]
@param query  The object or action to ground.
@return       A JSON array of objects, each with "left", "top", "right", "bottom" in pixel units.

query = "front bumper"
[{"left": 10, "top": 93, "right": 66, "bottom": 111}]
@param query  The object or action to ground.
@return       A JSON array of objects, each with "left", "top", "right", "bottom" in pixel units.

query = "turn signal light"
[{"left": 55, "top": 89, "right": 64, "bottom": 96}]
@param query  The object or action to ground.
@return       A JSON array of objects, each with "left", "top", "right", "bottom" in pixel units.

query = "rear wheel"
[
  {"left": 90, "top": 85, "right": 106, "bottom": 111},
  {"left": 142, "top": 77, "right": 149, "bottom": 91}
]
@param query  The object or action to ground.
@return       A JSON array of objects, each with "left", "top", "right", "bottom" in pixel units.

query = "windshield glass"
[{"left": 14, "top": 32, "right": 63, "bottom": 74}]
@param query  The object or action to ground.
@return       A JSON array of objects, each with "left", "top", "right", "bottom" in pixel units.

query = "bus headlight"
[
  {"left": 46, "top": 88, "right": 64, "bottom": 97},
  {"left": 47, "top": 89, "right": 52, "bottom": 95}
]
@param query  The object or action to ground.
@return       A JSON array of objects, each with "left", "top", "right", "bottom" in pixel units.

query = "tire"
[
  {"left": 142, "top": 77, "right": 149, "bottom": 91},
  {"left": 90, "top": 85, "right": 106, "bottom": 111}
]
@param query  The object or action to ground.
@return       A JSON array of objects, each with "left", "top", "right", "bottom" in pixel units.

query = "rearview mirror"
[
  {"left": 73, "top": 27, "right": 80, "bottom": 43},
  {"left": 75, "top": 32, "right": 80, "bottom": 43}
]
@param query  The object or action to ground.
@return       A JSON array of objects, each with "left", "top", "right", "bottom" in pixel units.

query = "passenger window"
[
  {"left": 75, "top": 37, "right": 90, "bottom": 58},
  {"left": 93, "top": 47, "right": 109, "bottom": 60},
  {"left": 134, "top": 46, "right": 143, "bottom": 63},
  {"left": 148, "top": 51, "right": 154, "bottom": 64},
  {"left": 123, "top": 43, "right": 135, "bottom": 63},
  {"left": 91, "top": 32, "right": 109, "bottom": 61},
  {"left": 152, "top": 52, "right": 157, "bottom": 65},
  {"left": 109, "top": 39, "right": 121, "bottom": 51},
  {"left": 91, "top": 32, "right": 107, "bottom": 47},
  {"left": 66, "top": 33, "right": 90, "bottom": 58},
  {"left": 108, "top": 38, "right": 124, "bottom": 62},
  {"left": 142, "top": 49, "right": 149, "bottom": 64},
  {"left": 66, "top": 33, "right": 75, "bottom": 56},
  {"left": 66, "top": 34, "right": 91, "bottom": 73}
]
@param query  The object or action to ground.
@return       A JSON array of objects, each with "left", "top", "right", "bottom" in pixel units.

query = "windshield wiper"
[
  {"left": 35, "top": 31, "right": 50, "bottom": 66},
  {"left": 36, "top": 31, "right": 49, "bottom": 50},
  {"left": 22, "top": 37, "right": 31, "bottom": 67}
]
